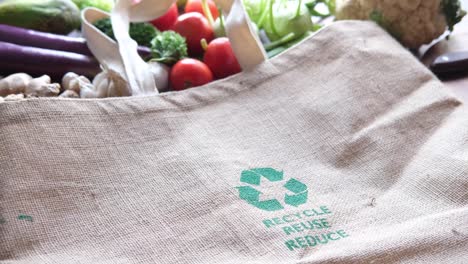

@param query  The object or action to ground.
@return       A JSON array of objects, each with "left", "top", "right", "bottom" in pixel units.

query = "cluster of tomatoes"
[{"left": 150, "top": 0, "right": 241, "bottom": 91}]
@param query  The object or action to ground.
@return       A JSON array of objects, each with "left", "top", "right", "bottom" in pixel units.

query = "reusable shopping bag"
[{"left": 1, "top": 0, "right": 467, "bottom": 263}]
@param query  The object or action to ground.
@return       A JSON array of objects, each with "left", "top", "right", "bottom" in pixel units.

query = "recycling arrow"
[
  {"left": 284, "top": 178, "right": 308, "bottom": 207},
  {"left": 236, "top": 186, "right": 284, "bottom": 211},
  {"left": 240, "top": 168, "right": 284, "bottom": 185},
  {"left": 236, "top": 168, "right": 309, "bottom": 211}
]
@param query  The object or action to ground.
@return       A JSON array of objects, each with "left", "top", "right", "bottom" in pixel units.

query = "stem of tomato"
[{"left": 200, "top": 38, "right": 209, "bottom": 51}]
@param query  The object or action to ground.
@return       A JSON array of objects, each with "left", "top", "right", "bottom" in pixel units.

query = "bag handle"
[
  {"left": 216, "top": 0, "right": 268, "bottom": 70},
  {"left": 81, "top": 0, "right": 267, "bottom": 96}
]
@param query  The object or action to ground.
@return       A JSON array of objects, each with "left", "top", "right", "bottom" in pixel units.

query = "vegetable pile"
[
  {"left": 0, "top": 0, "right": 332, "bottom": 99},
  {"left": 0, "top": 0, "right": 466, "bottom": 100}
]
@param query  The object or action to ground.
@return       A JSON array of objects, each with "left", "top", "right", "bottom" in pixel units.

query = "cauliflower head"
[{"left": 335, "top": 0, "right": 467, "bottom": 48}]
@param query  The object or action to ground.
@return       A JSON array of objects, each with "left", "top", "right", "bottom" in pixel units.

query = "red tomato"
[
  {"left": 170, "top": 58, "right": 214, "bottom": 90},
  {"left": 150, "top": 3, "right": 178, "bottom": 31},
  {"left": 185, "top": 0, "right": 219, "bottom": 20},
  {"left": 173, "top": 13, "right": 214, "bottom": 56},
  {"left": 203, "top": 37, "right": 241, "bottom": 79}
]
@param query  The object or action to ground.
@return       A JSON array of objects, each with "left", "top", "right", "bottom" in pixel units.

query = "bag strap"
[
  {"left": 216, "top": 0, "right": 268, "bottom": 70},
  {"left": 81, "top": 0, "right": 267, "bottom": 95}
]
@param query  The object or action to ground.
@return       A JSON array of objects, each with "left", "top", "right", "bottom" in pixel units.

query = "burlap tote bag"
[{"left": 1, "top": 0, "right": 467, "bottom": 263}]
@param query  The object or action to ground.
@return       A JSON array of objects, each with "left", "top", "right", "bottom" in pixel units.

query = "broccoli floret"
[
  {"left": 93, "top": 18, "right": 158, "bottom": 47},
  {"left": 150, "top": 31, "right": 188, "bottom": 66},
  {"left": 94, "top": 18, "right": 114, "bottom": 38},
  {"left": 128, "top": 22, "right": 159, "bottom": 47}
]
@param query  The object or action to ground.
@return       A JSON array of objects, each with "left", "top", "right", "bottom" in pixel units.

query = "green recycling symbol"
[{"left": 236, "top": 168, "right": 308, "bottom": 211}]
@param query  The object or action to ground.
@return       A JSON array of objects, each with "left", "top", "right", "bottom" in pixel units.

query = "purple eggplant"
[
  {"left": 0, "top": 24, "right": 152, "bottom": 59},
  {"left": 0, "top": 41, "right": 101, "bottom": 78}
]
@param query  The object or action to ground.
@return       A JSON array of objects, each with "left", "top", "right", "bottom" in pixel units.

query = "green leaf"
[{"left": 441, "top": 0, "right": 467, "bottom": 31}]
